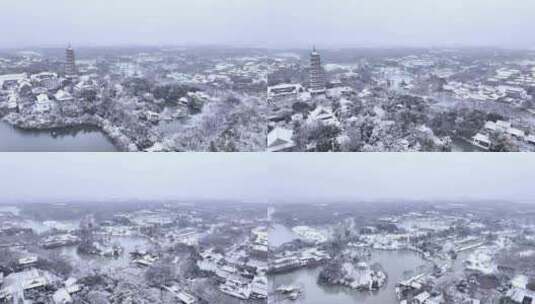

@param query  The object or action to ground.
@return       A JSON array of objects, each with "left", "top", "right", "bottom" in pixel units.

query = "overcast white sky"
[
  {"left": 0, "top": 153, "right": 533, "bottom": 203},
  {"left": 0, "top": 0, "right": 533, "bottom": 48}
]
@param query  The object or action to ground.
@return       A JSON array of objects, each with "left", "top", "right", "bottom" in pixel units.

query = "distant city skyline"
[{"left": 1, "top": 0, "right": 534, "bottom": 49}]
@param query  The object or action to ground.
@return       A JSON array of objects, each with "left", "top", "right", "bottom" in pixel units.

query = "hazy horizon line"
[
  {"left": 1, "top": 196, "right": 533, "bottom": 206},
  {"left": 2, "top": 42, "right": 534, "bottom": 52}
]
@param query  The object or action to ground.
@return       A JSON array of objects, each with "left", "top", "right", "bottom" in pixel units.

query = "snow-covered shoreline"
[{"left": 2, "top": 113, "right": 136, "bottom": 152}]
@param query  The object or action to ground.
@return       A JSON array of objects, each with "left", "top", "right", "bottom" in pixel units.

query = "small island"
[{"left": 318, "top": 259, "right": 387, "bottom": 291}]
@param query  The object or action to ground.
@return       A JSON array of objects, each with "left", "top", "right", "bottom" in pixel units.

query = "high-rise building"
[
  {"left": 308, "top": 46, "right": 326, "bottom": 94},
  {"left": 65, "top": 44, "right": 77, "bottom": 77}
]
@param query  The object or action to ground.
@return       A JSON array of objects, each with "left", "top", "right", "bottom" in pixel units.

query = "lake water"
[
  {"left": 269, "top": 224, "right": 432, "bottom": 303},
  {"left": 46, "top": 236, "right": 152, "bottom": 277},
  {"left": 269, "top": 224, "right": 298, "bottom": 248},
  {"left": 270, "top": 250, "right": 431, "bottom": 304},
  {"left": 451, "top": 137, "right": 485, "bottom": 152},
  {"left": 0, "top": 122, "right": 118, "bottom": 152}
]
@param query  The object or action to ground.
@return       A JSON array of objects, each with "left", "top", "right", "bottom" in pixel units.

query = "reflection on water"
[
  {"left": 270, "top": 250, "right": 431, "bottom": 304},
  {"left": 0, "top": 122, "right": 117, "bottom": 152}
]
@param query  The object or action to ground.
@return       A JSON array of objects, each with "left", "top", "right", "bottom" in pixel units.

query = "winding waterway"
[{"left": 0, "top": 122, "right": 117, "bottom": 151}]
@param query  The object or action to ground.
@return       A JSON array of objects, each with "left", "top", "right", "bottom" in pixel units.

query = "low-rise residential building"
[
  {"left": 472, "top": 133, "right": 491, "bottom": 150},
  {"left": 267, "top": 83, "right": 303, "bottom": 102},
  {"left": 267, "top": 127, "right": 295, "bottom": 152},
  {"left": 35, "top": 93, "right": 52, "bottom": 112},
  {"left": 506, "top": 287, "right": 535, "bottom": 304},
  {"left": 307, "top": 106, "right": 340, "bottom": 126},
  {"left": 54, "top": 90, "right": 74, "bottom": 102},
  {"left": 53, "top": 288, "right": 73, "bottom": 304}
]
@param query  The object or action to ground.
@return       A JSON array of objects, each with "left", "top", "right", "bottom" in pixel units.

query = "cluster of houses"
[
  {"left": 0, "top": 203, "right": 271, "bottom": 303},
  {"left": 361, "top": 212, "right": 535, "bottom": 304},
  {"left": 292, "top": 226, "right": 328, "bottom": 243},
  {"left": 250, "top": 227, "right": 268, "bottom": 258},
  {"left": 166, "top": 55, "right": 272, "bottom": 91},
  {"left": 441, "top": 65, "right": 534, "bottom": 105},
  {"left": 0, "top": 72, "right": 100, "bottom": 116},
  {"left": 443, "top": 81, "right": 529, "bottom": 104},
  {"left": 269, "top": 248, "right": 330, "bottom": 273},
  {"left": 267, "top": 83, "right": 308, "bottom": 103},
  {"left": 0, "top": 49, "right": 232, "bottom": 152},
  {"left": 131, "top": 250, "right": 159, "bottom": 267},
  {"left": 464, "top": 249, "right": 497, "bottom": 275},
  {"left": 162, "top": 285, "right": 196, "bottom": 304},
  {"left": 196, "top": 247, "right": 267, "bottom": 300},
  {"left": 40, "top": 234, "right": 80, "bottom": 249},
  {"left": 395, "top": 273, "right": 443, "bottom": 304},
  {"left": 506, "top": 287, "right": 535, "bottom": 304},
  {"left": 0, "top": 216, "right": 32, "bottom": 237},
  {"left": 472, "top": 120, "right": 535, "bottom": 150},
  {"left": 0, "top": 265, "right": 81, "bottom": 304},
  {"left": 265, "top": 49, "right": 535, "bottom": 152},
  {"left": 489, "top": 67, "right": 535, "bottom": 91},
  {"left": 267, "top": 85, "right": 353, "bottom": 152}
]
